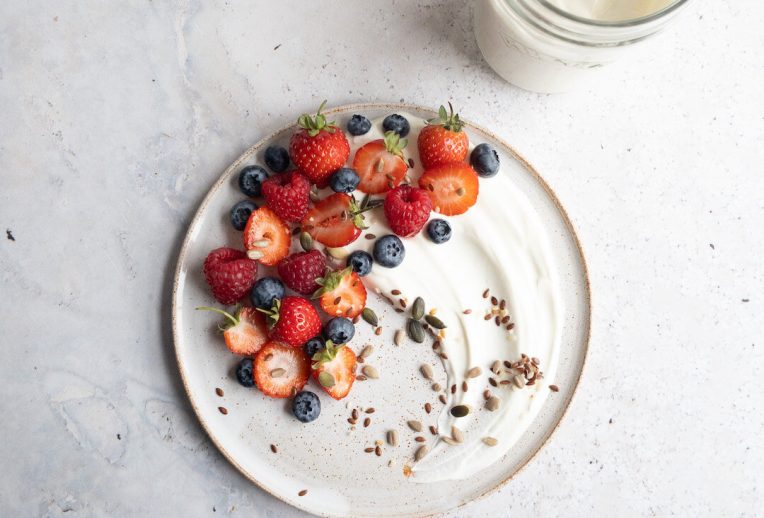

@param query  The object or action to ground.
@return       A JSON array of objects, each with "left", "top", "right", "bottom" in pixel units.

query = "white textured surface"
[{"left": 0, "top": 1, "right": 761, "bottom": 516}]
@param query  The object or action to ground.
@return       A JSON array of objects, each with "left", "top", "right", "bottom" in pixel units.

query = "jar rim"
[{"left": 536, "top": 0, "right": 690, "bottom": 27}]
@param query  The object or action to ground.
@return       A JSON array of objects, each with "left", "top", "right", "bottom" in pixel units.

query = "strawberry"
[
  {"left": 353, "top": 131, "right": 409, "bottom": 194},
  {"left": 418, "top": 162, "right": 479, "bottom": 216},
  {"left": 196, "top": 306, "right": 268, "bottom": 356},
  {"left": 311, "top": 341, "right": 356, "bottom": 400},
  {"left": 261, "top": 171, "right": 311, "bottom": 223},
  {"left": 203, "top": 247, "right": 258, "bottom": 305},
  {"left": 417, "top": 103, "right": 469, "bottom": 169},
  {"left": 243, "top": 206, "right": 291, "bottom": 266},
  {"left": 260, "top": 296, "right": 321, "bottom": 347},
  {"left": 301, "top": 193, "right": 370, "bottom": 247},
  {"left": 254, "top": 341, "right": 311, "bottom": 398},
  {"left": 289, "top": 101, "right": 350, "bottom": 187},
  {"left": 277, "top": 250, "right": 326, "bottom": 295},
  {"left": 383, "top": 185, "right": 432, "bottom": 237},
  {"left": 313, "top": 267, "right": 367, "bottom": 318}
]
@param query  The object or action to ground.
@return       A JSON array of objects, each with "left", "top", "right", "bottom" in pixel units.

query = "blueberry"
[
  {"left": 382, "top": 114, "right": 410, "bottom": 137},
  {"left": 347, "top": 114, "right": 372, "bottom": 136},
  {"left": 264, "top": 145, "right": 290, "bottom": 173},
  {"left": 303, "top": 336, "right": 325, "bottom": 357},
  {"left": 230, "top": 200, "right": 258, "bottom": 231},
  {"left": 238, "top": 165, "right": 268, "bottom": 197},
  {"left": 426, "top": 219, "right": 452, "bottom": 244},
  {"left": 235, "top": 358, "right": 255, "bottom": 387},
  {"left": 292, "top": 390, "right": 321, "bottom": 423},
  {"left": 323, "top": 317, "right": 355, "bottom": 344},
  {"left": 470, "top": 143, "right": 500, "bottom": 177},
  {"left": 346, "top": 250, "right": 373, "bottom": 276},
  {"left": 250, "top": 277, "right": 285, "bottom": 310},
  {"left": 373, "top": 235, "right": 405, "bottom": 268},
  {"left": 329, "top": 167, "right": 360, "bottom": 193}
]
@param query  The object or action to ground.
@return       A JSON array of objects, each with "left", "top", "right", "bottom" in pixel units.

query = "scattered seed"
[
  {"left": 482, "top": 289, "right": 490, "bottom": 298},
  {"left": 424, "top": 402, "right": 432, "bottom": 414},
  {"left": 411, "top": 297, "right": 425, "bottom": 320},
  {"left": 360, "top": 345, "right": 374, "bottom": 359},
  {"left": 424, "top": 314, "right": 446, "bottom": 329},
  {"left": 365, "top": 233, "right": 376, "bottom": 240},
  {"left": 420, "top": 364, "right": 434, "bottom": 380},
  {"left": 215, "top": 387, "right": 224, "bottom": 397},
  {"left": 485, "top": 397, "right": 501, "bottom": 411},
  {"left": 451, "top": 384, "right": 457, "bottom": 394},
  {"left": 352, "top": 315, "right": 360, "bottom": 324},
  {"left": 461, "top": 381, "right": 468, "bottom": 392},
  {"left": 218, "top": 407, "right": 228, "bottom": 415},
  {"left": 407, "top": 319, "right": 425, "bottom": 343},
  {"left": 503, "top": 360, "right": 512, "bottom": 368},
  {"left": 391, "top": 289, "right": 401, "bottom": 295},
  {"left": 489, "top": 377, "right": 498, "bottom": 387},
  {"left": 365, "top": 407, "right": 375, "bottom": 414},
  {"left": 270, "top": 444, "right": 278, "bottom": 453},
  {"left": 408, "top": 158, "right": 415, "bottom": 168},
  {"left": 355, "top": 374, "right": 367, "bottom": 381},
  {"left": 364, "top": 447, "right": 375, "bottom": 453},
  {"left": 408, "top": 420, "right": 423, "bottom": 432},
  {"left": 501, "top": 316, "right": 510, "bottom": 324},
  {"left": 399, "top": 298, "right": 407, "bottom": 308},
  {"left": 364, "top": 417, "right": 371, "bottom": 427},
  {"left": 414, "top": 445, "right": 429, "bottom": 461},
  {"left": 387, "top": 430, "right": 399, "bottom": 446},
  {"left": 415, "top": 436, "right": 426, "bottom": 443},
  {"left": 482, "top": 437, "right": 498, "bottom": 447},
  {"left": 429, "top": 425, "right": 438, "bottom": 435},
  {"left": 513, "top": 375, "right": 525, "bottom": 388},
  {"left": 431, "top": 383, "right": 441, "bottom": 392},
  {"left": 352, "top": 409, "right": 359, "bottom": 420},
  {"left": 270, "top": 368, "right": 286, "bottom": 378},
  {"left": 491, "top": 296, "right": 498, "bottom": 306},
  {"left": 450, "top": 405, "right": 470, "bottom": 418},
  {"left": 507, "top": 323, "right": 515, "bottom": 330},
  {"left": 299, "top": 232, "right": 313, "bottom": 251},
  {"left": 375, "top": 445, "right": 382, "bottom": 456},
  {"left": 549, "top": 384, "right": 560, "bottom": 392},
  {"left": 432, "top": 340, "right": 441, "bottom": 350},
  {"left": 394, "top": 329, "right": 404, "bottom": 346},
  {"left": 467, "top": 366, "right": 482, "bottom": 378},
  {"left": 463, "top": 309, "right": 472, "bottom": 314},
  {"left": 532, "top": 357, "right": 540, "bottom": 365},
  {"left": 362, "top": 365, "right": 379, "bottom": 379},
  {"left": 442, "top": 436, "right": 459, "bottom": 446},
  {"left": 361, "top": 308, "right": 379, "bottom": 327},
  {"left": 438, "top": 394, "right": 447, "bottom": 404},
  {"left": 494, "top": 316, "right": 501, "bottom": 326},
  {"left": 298, "top": 489, "right": 308, "bottom": 497},
  {"left": 484, "top": 314, "right": 492, "bottom": 321},
  {"left": 439, "top": 353, "right": 449, "bottom": 360},
  {"left": 451, "top": 426, "right": 465, "bottom": 443},
  {"left": 394, "top": 308, "right": 404, "bottom": 313}
]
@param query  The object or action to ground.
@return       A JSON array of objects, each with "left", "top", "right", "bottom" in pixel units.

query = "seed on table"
[
  {"left": 407, "top": 420, "right": 423, "bottom": 432},
  {"left": 414, "top": 445, "right": 429, "bottom": 461},
  {"left": 485, "top": 397, "right": 501, "bottom": 411},
  {"left": 352, "top": 408, "right": 359, "bottom": 420},
  {"left": 439, "top": 394, "right": 447, "bottom": 404},
  {"left": 361, "top": 308, "right": 378, "bottom": 327},
  {"left": 364, "top": 417, "right": 371, "bottom": 427},
  {"left": 387, "top": 430, "right": 399, "bottom": 447},
  {"left": 425, "top": 402, "right": 432, "bottom": 414},
  {"left": 467, "top": 366, "right": 482, "bottom": 378},
  {"left": 451, "top": 426, "right": 464, "bottom": 443},
  {"left": 482, "top": 437, "right": 498, "bottom": 447},
  {"left": 362, "top": 365, "right": 379, "bottom": 379},
  {"left": 394, "top": 329, "right": 404, "bottom": 346},
  {"left": 270, "top": 444, "right": 278, "bottom": 453},
  {"left": 450, "top": 405, "right": 470, "bottom": 418},
  {"left": 412, "top": 297, "right": 425, "bottom": 320},
  {"left": 415, "top": 436, "right": 426, "bottom": 443},
  {"left": 549, "top": 384, "right": 560, "bottom": 392},
  {"left": 420, "top": 364, "right": 434, "bottom": 380}
]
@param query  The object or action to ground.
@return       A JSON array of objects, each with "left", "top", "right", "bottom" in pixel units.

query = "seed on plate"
[
  {"left": 494, "top": 316, "right": 501, "bottom": 326},
  {"left": 298, "top": 489, "right": 308, "bottom": 497},
  {"left": 364, "top": 447, "right": 375, "bottom": 453},
  {"left": 270, "top": 368, "right": 286, "bottom": 378},
  {"left": 365, "top": 407, "right": 375, "bottom": 414},
  {"left": 420, "top": 364, "right": 434, "bottom": 380},
  {"left": 391, "top": 289, "right": 401, "bottom": 296},
  {"left": 352, "top": 408, "right": 359, "bottom": 420},
  {"left": 501, "top": 316, "right": 510, "bottom": 324},
  {"left": 463, "top": 309, "right": 472, "bottom": 314},
  {"left": 375, "top": 445, "right": 382, "bottom": 456},
  {"left": 362, "top": 365, "right": 379, "bottom": 379},
  {"left": 489, "top": 377, "right": 498, "bottom": 387},
  {"left": 411, "top": 297, "right": 425, "bottom": 320},
  {"left": 483, "top": 389, "right": 492, "bottom": 400},
  {"left": 482, "top": 289, "right": 490, "bottom": 298},
  {"left": 424, "top": 314, "right": 446, "bottom": 329},
  {"left": 461, "top": 381, "right": 468, "bottom": 392},
  {"left": 361, "top": 308, "right": 379, "bottom": 327},
  {"left": 507, "top": 323, "right": 515, "bottom": 330},
  {"left": 450, "top": 405, "right": 470, "bottom": 418},
  {"left": 442, "top": 436, "right": 458, "bottom": 446},
  {"left": 466, "top": 366, "right": 482, "bottom": 378},
  {"left": 414, "top": 445, "right": 429, "bottom": 461},
  {"left": 431, "top": 382, "right": 441, "bottom": 391},
  {"left": 348, "top": 417, "right": 356, "bottom": 425},
  {"left": 532, "top": 357, "right": 540, "bottom": 365},
  {"left": 215, "top": 387, "right": 224, "bottom": 397},
  {"left": 407, "top": 319, "right": 425, "bottom": 343},
  {"left": 482, "top": 437, "right": 498, "bottom": 447},
  {"left": 299, "top": 232, "right": 313, "bottom": 251},
  {"left": 387, "top": 430, "right": 399, "bottom": 446},
  {"left": 364, "top": 417, "right": 371, "bottom": 427},
  {"left": 360, "top": 345, "right": 374, "bottom": 359},
  {"left": 365, "top": 233, "right": 376, "bottom": 240},
  {"left": 270, "top": 444, "right": 277, "bottom": 453},
  {"left": 356, "top": 374, "right": 367, "bottom": 381},
  {"left": 415, "top": 436, "right": 426, "bottom": 443},
  {"left": 485, "top": 397, "right": 501, "bottom": 411},
  {"left": 399, "top": 298, "right": 407, "bottom": 309},
  {"left": 407, "top": 420, "right": 423, "bottom": 432},
  {"left": 451, "top": 426, "right": 464, "bottom": 443},
  {"left": 513, "top": 375, "right": 525, "bottom": 388},
  {"left": 218, "top": 407, "right": 228, "bottom": 415},
  {"left": 484, "top": 314, "right": 492, "bottom": 321},
  {"left": 424, "top": 402, "right": 432, "bottom": 414},
  {"left": 375, "top": 326, "right": 383, "bottom": 336},
  {"left": 394, "top": 329, "right": 404, "bottom": 346},
  {"left": 491, "top": 296, "right": 498, "bottom": 306},
  {"left": 429, "top": 425, "right": 438, "bottom": 435},
  {"left": 451, "top": 384, "right": 456, "bottom": 394},
  {"left": 549, "top": 384, "right": 560, "bottom": 392},
  {"left": 438, "top": 394, "right": 447, "bottom": 404}
]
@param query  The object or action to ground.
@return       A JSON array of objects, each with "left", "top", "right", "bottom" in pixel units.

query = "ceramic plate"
[{"left": 172, "top": 103, "right": 590, "bottom": 517}]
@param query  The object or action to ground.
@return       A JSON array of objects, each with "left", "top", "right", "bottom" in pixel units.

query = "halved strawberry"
[
  {"left": 254, "top": 341, "right": 311, "bottom": 398},
  {"left": 313, "top": 267, "right": 367, "bottom": 318},
  {"left": 417, "top": 103, "right": 469, "bottom": 169},
  {"left": 311, "top": 341, "right": 356, "bottom": 400},
  {"left": 301, "top": 193, "right": 367, "bottom": 247},
  {"left": 418, "top": 162, "right": 479, "bottom": 216},
  {"left": 196, "top": 306, "right": 268, "bottom": 356},
  {"left": 260, "top": 296, "right": 322, "bottom": 347},
  {"left": 353, "top": 131, "right": 409, "bottom": 194},
  {"left": 243, "top": 206, "right": 291, "bottom": 265},
  {"left": 289, "top": 101, "right": 350, "bottom": 187}
]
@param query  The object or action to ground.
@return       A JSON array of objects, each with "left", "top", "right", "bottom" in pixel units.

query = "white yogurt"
[
  {"left": 547, "top": 0, "right": 674, "bottom": 21},
  {"left": 338, "top": 114, "right": 562, "bottom": 482}
]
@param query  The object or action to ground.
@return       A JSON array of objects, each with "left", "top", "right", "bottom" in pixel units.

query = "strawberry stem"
[
  {"left": 297, "top": 100, "right": 336, "bottom": 137},
  {"left": 196, "top": 306, "right": 238, "bottom": 327}
]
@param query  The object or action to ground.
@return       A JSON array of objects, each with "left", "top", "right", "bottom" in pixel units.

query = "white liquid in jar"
[{"left": 547, "top": 0, "right": 674, "bottom": 21}]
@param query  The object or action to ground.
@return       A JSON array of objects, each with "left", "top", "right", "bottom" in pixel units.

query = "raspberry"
[
  {"left": 261, "top": 171, "right": 311, "bottom": 223},
  {"left": 277, "top": 250, "right": 326, "bottom": 295},
  {"left": 203, "top": 247, "right": 258, "bottom": 305},
  {"left": 383, "top": 185, "right": 433, "bottom": 237}
]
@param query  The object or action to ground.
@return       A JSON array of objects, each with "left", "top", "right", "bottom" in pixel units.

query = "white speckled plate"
[{"left": 172, "top": 103, "right": 590, "bottom": 517}]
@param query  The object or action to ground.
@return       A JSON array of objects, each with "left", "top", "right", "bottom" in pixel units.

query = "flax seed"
[
  {"left": 463, "top": 309, "right": 472, "bottom": 314},
  {"left": 270, "top": 444, "right": 277, "bottom": 453},
  {"left": 215, "top": 387, "right": 224, "bottom": 397},
  {"left": 218, "top": 407, "right": 228, "bottom": 415},
  {"left": 425, "top": 402, "right": 432, "bottom": 414},
  {"left": 439, "top": 394, "right": 447, "bottom": 404},
  {"left": 363, "top": 417, "right": 371, "bottom": 427},
  {"left": 549, "top": 384, "right": 560, "bottom": 392},
  {"left": 482, "top": 289, "right": 490, "bottom": 298},
  {"left": 415, "top": 436, "right": 426, "bottom": 443}
]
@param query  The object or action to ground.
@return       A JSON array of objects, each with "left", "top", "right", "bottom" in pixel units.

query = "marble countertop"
[{"left": 1, "top": 1, "right": 761, "bottom": 516}]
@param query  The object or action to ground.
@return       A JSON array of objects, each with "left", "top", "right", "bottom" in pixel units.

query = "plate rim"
[{"left": 171, "top": 102, "right": 592, "bottom": 517}]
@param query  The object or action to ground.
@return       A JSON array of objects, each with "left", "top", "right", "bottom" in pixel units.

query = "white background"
[{"left": 0, "top": 1, "right": 761, "bottom": 516}]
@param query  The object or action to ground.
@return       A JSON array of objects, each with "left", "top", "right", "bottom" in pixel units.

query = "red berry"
[
  {"left": 314, "top": 267, "right": 367, "bottom": 318},
  {"left": 417, "top": 103, "right": 469, "bottom": 169},
  {"left": 383, "top": 185, "right": 433, "bottom": 237},
  {"left": 277, "top": 250, "right": 327, "bottom": 295},
  {"left": 311, "top": 342, "right": 357, "bottom": 400},
  {"left": 289, "top": 102, "right": 350, "bottom": 187},
  {"left": 302, "top": 193, "right": 365, "bottom": 248},
  {"left": 353, "top": 132, "right": 408, "bottom": 194},
  {"left": 243, "top": 206, "right": 291, "bottom": 266},
  {"left": 262, "top": 296, "right": 322, "bottom": 347},
  {"left": 203, "top": 247, "right": 258, "bottom": 305},
  {"left": 197, "top": 306, "right": 268, "bottom": 356},
  {"left": 261, "top": 171, "right": 311, "bottom": 223},
  {"left": 254, "top": 342, "right": 311, "bottom": 398},
  {"left": 418, "top": 162, "right": 479, "bottom": 216}
]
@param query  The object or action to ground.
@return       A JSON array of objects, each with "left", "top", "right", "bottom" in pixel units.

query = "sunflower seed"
[
  {"left": 451, "top": 426, "right": 465, "bottom": 443},
  {"left": 270, "top": 368, "right": 286, "bottom": 378},
  {"left": 450, "top": 405, "right": 470, "bottom": 418},
  {"left": 319, "top": 371, "right": 335, "bottom": 387},
  {"left": 387, "top": 430, "right": 398, "bottom": 446},
  {"left": 466, "top": 366, "right": 482, "bottom": 378},
  {"left": 362, "top": 365, "right": 379, "bottom": 379},
  {"left": 246, "top": 250, "right": 264, "bottom": 260},
  {"left": 394, "top": 329, "right": 404, "bottom": 346},
  {"left": 482, "top": 437, "right": 498, "bottom": 447},
  {"left": 442, "top": 436, "right": 459, "bottom": 446},
  {"left": 361, "top": 308, "right": 378, "bottom": 327},
  {"left": 412, "top": 297, "right": 425, "bottom": 320},
  {"left": 424, "top": 314, "right": 446, "bottom": 329},
  {"left": 407, "top": 420, "right": 423, "bottom": 432},
  {"left": 407, "top": 319, "right": 425, "bottom": 343},
  {"left": 420, "top": 364, "right": 434, "bottom": 380},
  {"left": 414, "top": 445, "right": 429, "bottom": 461},
  {"left": 485, "top": 397, "right": 501, "bottom": 411},
  {"left": 491, "top": 360, "right": 502, "bottom": 374}
]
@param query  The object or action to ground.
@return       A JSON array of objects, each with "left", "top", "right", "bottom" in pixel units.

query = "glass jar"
[{"left": 474, "top": 0, "right": 690, "bottom": 93}]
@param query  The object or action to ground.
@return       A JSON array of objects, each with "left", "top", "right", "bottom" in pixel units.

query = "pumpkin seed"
[
  {"left": 420, "top": 364, "right": 434, "bottom": 380},
  {"left": 407, "top": 319, "right": 425, "bottom": 343},
  {"left": 466, "top": 366, "right": 482, "bottom": 378},
  {"left": 407, "top": 420, "right": 423, "bottom": 432},
  {"left": 414, "top": 445, "right": 429, "bottom": 461},
  {"left": 482, "top": 437, "right": 498, "bottom": 447},
  {"left": 424, "top": 314, "right": 446, "bottom": 329},
  {"left": 360, "top": 345, "right": 374, "bottom": 359},
  {"left": 299, "top": 232, "right": 313, "bottom": 251},
  {"left": 362, "top": 365, "right": 379, "bottom": 379},
  {"left": 451, "top": 426, "right": 464, "bottom": 443},
  {"left": 485, "top": 396, "right": 501, "bottom": 411},
  {"left": 361, "top": 308, "right": 378, "bottom": 327},
  {"left": 318, "top": 371, "right": 335, "bottom": 387},
  {"left": 411, "top": 297, "right": 425, "bottom": 320},
  {"left": 450, "top": 405, "right": 470, "bottom": 418}
]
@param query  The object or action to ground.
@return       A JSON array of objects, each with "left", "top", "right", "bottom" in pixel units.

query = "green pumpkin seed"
[
  {"left": 318, "top": 371, "right": 335, "bottom": 387},
  {"left": 424, "top": 314, "right": 446, "bottom": 329},
  {"left": 361, "top": 307, "right": 378, "bottom": 327},
  {"left": 407, "top": 318, "right": 425, "bottom": 343},
  {"left": 450, "top": 404, "right": 470, "bottom": 418},
  {"left": 299, "top": 232, "right": 313, "bottom": 252},
  {"left": 411, "top": 297, "right": 425, "bottom": 320}
]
